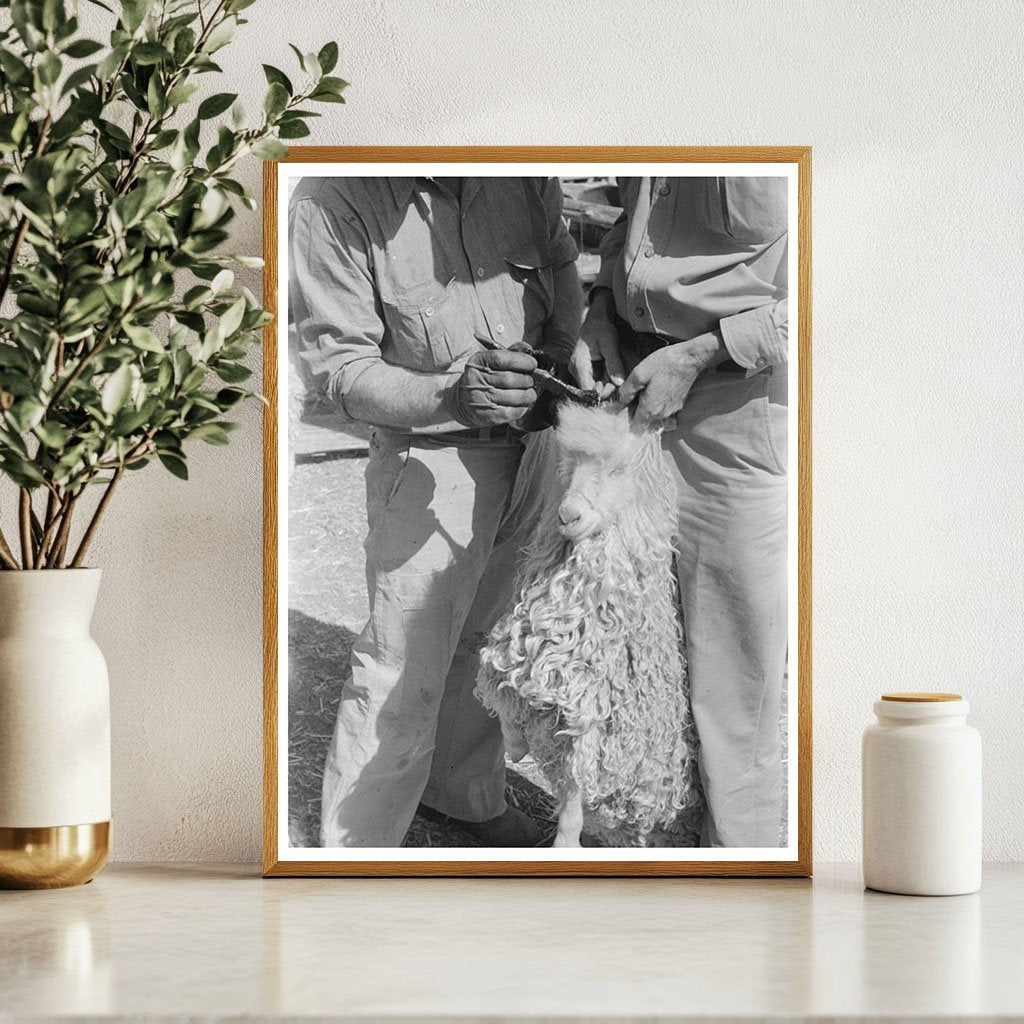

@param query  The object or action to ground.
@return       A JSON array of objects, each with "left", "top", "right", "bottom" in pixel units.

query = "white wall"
[{"left": 76, "top": 0, "right": 1024, "bottom": 862}]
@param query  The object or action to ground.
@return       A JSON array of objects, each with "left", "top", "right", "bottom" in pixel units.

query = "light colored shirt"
[
  {"left": 595, "top": 176, "right": 788, "bottom": 372},
  {"left": 289, "top": 177, "right": 578, "bottom": 415}
]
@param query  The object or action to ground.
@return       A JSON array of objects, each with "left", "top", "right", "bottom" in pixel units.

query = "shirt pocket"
[
  {"left": 503, "top": 244, "right": 555, "bottom": 348},
  {"left": 378, "top": 276, "right": 471, "bottom": 371},
  {"left": 698, "top": 177, "right": 788, "bottom": 246}
]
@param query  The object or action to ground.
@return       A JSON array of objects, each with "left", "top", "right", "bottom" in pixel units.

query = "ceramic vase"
[{"left": 0, "top": 569, "right": 111, "bottom": 888}]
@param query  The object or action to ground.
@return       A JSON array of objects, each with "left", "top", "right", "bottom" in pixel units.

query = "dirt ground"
[{"left": 286, "top": 450, "right": 785, "bottom": 850}]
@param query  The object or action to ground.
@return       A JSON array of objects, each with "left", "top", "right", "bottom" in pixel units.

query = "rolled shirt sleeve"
[
  {"left": 719, "top": 297, "right": 788, "bottom": 373},
  {"left": 288, "top": 198, "right": 384, "bottom": 416}
]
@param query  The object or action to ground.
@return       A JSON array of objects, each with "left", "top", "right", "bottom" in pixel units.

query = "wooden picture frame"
[{"left": 263, "top": 147, "right": 812, "bottom": 877}]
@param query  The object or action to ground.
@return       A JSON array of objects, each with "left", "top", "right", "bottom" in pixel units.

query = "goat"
[{"left": 476, "top": 403, "right": 698, "bottom": 847}]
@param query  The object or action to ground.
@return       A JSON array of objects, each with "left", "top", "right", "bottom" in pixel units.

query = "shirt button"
[
  {"left": 424, "top": 306, "right": 434, "bottom": 317},
  {"left": 643, "top": 247, "right": 654, "bottom": 258},
  {"left": 634, "top": 307, "right": 645, "bottom": 318},
  {"left": 495, "top": 324, "right": 505, "bottom": 334},
  {"left": 476, "top": 267, "right": 485, "bottom": 278},
  {"left": 659, "top": 184, "right": 670, "bottom": 196}
]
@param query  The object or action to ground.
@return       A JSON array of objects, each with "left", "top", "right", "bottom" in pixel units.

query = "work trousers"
[
  {"left": 666, "top": 367, "right": 789, "bottom": 847},
  {"left": 320, "top": 428, "right": 541, "bottom": 847}
]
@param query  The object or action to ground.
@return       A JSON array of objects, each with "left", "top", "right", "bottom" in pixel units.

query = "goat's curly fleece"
[{"left": 476, "top": 407, "right": 697, "bottom": 843}]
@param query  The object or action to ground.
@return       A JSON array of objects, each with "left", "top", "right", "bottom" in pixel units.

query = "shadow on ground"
[
  {"left": 287, "top": 609, "right": 564, "bottom": 849},
  {"left": 287, "top": 609, "right": 355, "bottom": 848}
]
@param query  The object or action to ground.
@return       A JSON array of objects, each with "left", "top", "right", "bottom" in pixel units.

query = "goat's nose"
[{"left": 558, "top": 502, "right": 582, "bottom": 526}]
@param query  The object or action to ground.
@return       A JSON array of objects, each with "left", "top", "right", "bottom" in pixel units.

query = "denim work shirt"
[
  {"left": 595, "top": 177, "right": 789, "bottom": 373},
  {"left": 289, "top": 177, "right": 579, "bottom": 417}
]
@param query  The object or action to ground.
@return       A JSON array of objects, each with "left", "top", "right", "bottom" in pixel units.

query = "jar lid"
[
  {"left": 874, "top": 694, "right": 969, "bottom": 720},
  {"left": 881, "top": 692, "right": 962, "bottom": 702}
]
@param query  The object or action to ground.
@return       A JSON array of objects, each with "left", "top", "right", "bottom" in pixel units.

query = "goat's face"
[{"left": 554, "top": 404, "right": 648, "bottom": 542}]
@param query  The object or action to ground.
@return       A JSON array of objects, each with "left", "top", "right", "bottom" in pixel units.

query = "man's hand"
[
  {"left": 618, "top": 331, "right": 727, "bottom": 427},
  {"left": 570, "top": 288, "right": 625, "bottom": 401},
  {"left": 443, "top": 348, "right": 539, "bottom": 427}
]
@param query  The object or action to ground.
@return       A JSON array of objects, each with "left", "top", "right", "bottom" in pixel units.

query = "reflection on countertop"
[{"left": 1, "top": 863, "right": 1021, "bottom": 1020}]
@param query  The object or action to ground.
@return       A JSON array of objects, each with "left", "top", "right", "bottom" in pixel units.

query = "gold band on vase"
[{"left": 0, "top": 821, "right": 110, "bottom": 889}]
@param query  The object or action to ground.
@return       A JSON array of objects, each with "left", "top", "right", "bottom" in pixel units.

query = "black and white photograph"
[{"left": 266, "top": 152, "right": 810, "bottom": 874}]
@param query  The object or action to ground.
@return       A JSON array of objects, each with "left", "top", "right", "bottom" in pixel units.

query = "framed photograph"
[{"left": 263, "top": 147, "right": 812, "bottom": 877}]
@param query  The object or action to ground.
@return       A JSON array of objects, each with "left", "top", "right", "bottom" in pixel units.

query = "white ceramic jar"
[{"left": 862, "top": 692, "right": 981, "bottom": 896}]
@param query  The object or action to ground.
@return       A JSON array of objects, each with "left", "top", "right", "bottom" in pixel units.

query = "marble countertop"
[{"left": 1, "top": 862, "right": 1022, "bottom": 1022}]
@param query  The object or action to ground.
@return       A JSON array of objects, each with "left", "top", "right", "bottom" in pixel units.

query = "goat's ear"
[
  {"left": 603, "top": 399, "right": 641, "bottom": 437},
  {"left": 612, "top": 397, "right": 647, "bottom": 435},
  {"left": 604, "top": 394, "right": 652, "bottom": 434},
  {"left": 626, "top": 407, "right": 673, "bottom": 438},
  {"left": 602, "top": 397, "right": 632, "bottom": 421},
  {"left": 645, "top": 414, "right": 676, "bottom": 436}
]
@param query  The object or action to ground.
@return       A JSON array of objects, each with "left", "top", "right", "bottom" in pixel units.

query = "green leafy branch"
[{"left": 0, "top": 0, "right": 346, "bottom": 569}]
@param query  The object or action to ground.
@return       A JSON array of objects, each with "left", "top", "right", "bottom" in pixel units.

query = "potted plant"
[{"left": 0, "top": 0, "right": 345, "bottom": 887}]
